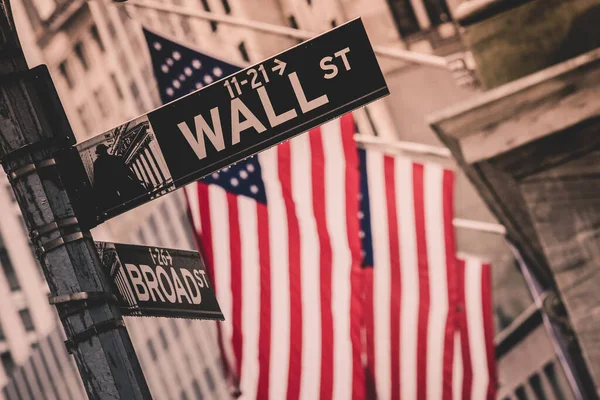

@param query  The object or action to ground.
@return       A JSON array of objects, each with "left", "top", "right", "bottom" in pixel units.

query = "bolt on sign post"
[{"left": 57, "top": 18, "right": 390, "bottom": 229}]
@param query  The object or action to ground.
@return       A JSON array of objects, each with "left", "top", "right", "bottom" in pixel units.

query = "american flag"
[
  {"left": 358, "top": 147, "right": 496, "bottom": 399},
  {"left": 145, "top": 30, "right": 364, "bottom": 399},
  {"left": 358, "top": 148, "right": 457, "bottom": 399},
  {"left": 454, "top": 256, "right": 496, "bottom": 400},
  {"left": 145, "top": 28, "right": 496, "bottom": 400}
]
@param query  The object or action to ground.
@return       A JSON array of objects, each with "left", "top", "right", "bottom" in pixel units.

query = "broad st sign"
[
  {"left": 96, "top": 242, "right": 223, "bottom": 320},
  {"left": 60, "top": 18, "right": 388, "bottom": 228}
]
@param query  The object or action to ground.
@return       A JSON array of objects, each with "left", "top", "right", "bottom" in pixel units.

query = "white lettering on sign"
[
  {"left": 178, "top": 71, "right": 330, "bottom": 161},
  {"left": 125, "top": 263, "right": 211, "bottom": 305},
  {"left": 289, "top": 72, "right": 329, "bottom": 113},
  {"left": 177, "top": 107, "right": 225, "bottom": 160},
  {"left": 257, "top": 86, "right": 297, "bottom": 127},
  {"left": 320, "top": 47, "right": 352, "bottom": 79},
  {"left": 181, "top": 269, "right": 202, "bottom": 304},
  {"left": 126, "top": 263, "right": 149, "bottom": 301},
  {"left": 156, "top": 266, "right": 177, "bottom": 303},
  {"left": 140, "top": 264, "right": 165, "bottom": 302},
  {"left": 231, "top": 97, "right": 266, "bottom": 145}
]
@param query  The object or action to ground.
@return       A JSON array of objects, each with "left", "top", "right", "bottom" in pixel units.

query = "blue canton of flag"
[
  {"left": 144, "top": 29, "right": 241, "bottom": 104},
  {"left": 144, "top": 29, "right": 266, "bottom": 204},
  {"left": 358, "top": 149, "right": 374, "bottom": 268}
]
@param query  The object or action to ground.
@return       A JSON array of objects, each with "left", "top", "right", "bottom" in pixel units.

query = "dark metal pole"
[{"left": 0, "top": 1, "right": 151, "bottom": 398}]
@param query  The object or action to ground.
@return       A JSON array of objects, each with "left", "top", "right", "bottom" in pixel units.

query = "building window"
[
  {"left": 130, "top": 81, "right": 145, "bottom": 111},
  {"left": 331, "top": 19, "right": 338, "bottom": 27},
  {"left": 181, "top": 17, "right": 193, "bottom": 38},
  {"left": 46, "top": 337, "right": 63, "bottom": 373},
  {"left": 307, "top": 0, "right": 311, "bottom": 5},
  {"left": 288, "top": 15, "right": 299, "bottom": 29},
  {"left": 90, "top": 25, "right": 105, "bottom": 52},
  {"left": 158, "top": 327, "right": 168, "bottom": 349},
  {"left": 117, "top": 6, "right": 129, "bottom": 25},
  {"left": 422, "top": 0, "right": 450, "bottom": 26},
  {"left": 200, "top": 0, "right": 217, "bottom": 31},
  {"left": 238, "top": 42, "right": 250, "bottom": 63},
  {"left": 19, "top": 309, "right": 35, "bottom": 332},
  {"left": 0, "top": 247, "right": 20, "bottom": 291},
  {"left": 204, "top": 368, "right": 216, "bottom": 392},
  {"left": 544, "top": 362, "right": 567, "bottom": 400},
  {"left": 160, "top": 203, "right": 180, "bottom": 245},
  {"left": 180, "top": 212, "right": 196, "bottom": 249},
  {"left": 138, "top": 228, "right": 147, "bottom": 245},
  {"left": 170, "top": 320, "right": 180, "bottom": 338},
  {"left": 514, "top": 385, "right": 527, "bottom": 400},
  {"left": 1, "top": 352, "right": 15, "bottom": 376},
  {"left": 528, "top": 373, "right": 546, "bottom": 399},
  {"left": 0, "top": 322, "right": 5, "bottom": 341},
  {"left": 192, "top": 379, "right": 204, "bottom": 399},
  {"left": 147, "top": 339, "right": 157, "bottom": 360},
  {"left": 76, "top": 103, "right": 94, "bottom": 133},
  {"left": 58, "top": 60, "right": 74, "bottom": 89},
  {"left": 6, "top": 184, "right": 16, "bottom": 203},
  {"left": 74, "top": 42, "right": 89, "bottom": 70},
  {"left": 221, "top": 0, "right": 231, "bottom": 14},
  {"left": 94, "top": 88, "right": 111, "bottom": 118},
  {"left": 180, "top": 390, "right": 189, "bottom": 400},
  {"left": 106, "top": 18, "right": 118, "bottom": 39},
  {"left": 386, "top": 0, "right": 450, "bottom": 37},
  {"left": 287, "top": 16, "right": 302, "bottom": 43},
  {"left": 149, "top": 214, "right": 159, "bottom": 239},
  {"left": 110, "top": 73, "right": 124, "bottom": 99}
]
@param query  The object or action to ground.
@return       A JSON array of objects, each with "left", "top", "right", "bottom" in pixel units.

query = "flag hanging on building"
[
  {"left": 358, "top": 147, "right": 458, "bottom": 399},
  {"left": 358, "top": 147, "right": 497, "bottom": 399},
  {"left": 144, "top": 29, "right": 365, "bottom": 399},
  {"left": 453, "top": 256, "right": 497, "bottom": 400}
]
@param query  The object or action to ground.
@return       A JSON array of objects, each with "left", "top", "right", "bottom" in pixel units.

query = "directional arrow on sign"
[{"left": 272, "top": 59, "right": 286, "bottom": 76}]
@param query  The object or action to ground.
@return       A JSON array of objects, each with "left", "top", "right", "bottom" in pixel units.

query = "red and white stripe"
[
  {"left": 363, "top": 150, "right": 457, "bottom": 400},
  {"left": 453, "top": 256, "right": 497, "bottom": 400},
  {"left": 185, "top": 114, "right": 364, "bottom": 400}
]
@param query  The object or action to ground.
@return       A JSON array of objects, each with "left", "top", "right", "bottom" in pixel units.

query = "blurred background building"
[{"left": 0, "top": 0, "right": 589, "bottom": 398}]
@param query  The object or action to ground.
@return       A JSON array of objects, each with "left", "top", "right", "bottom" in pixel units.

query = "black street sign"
[
  {"left": 96, "top": 242, "right": 223, "bottom": 320},
  {"left": 59, "top": 18, "right": 389, "bottom": 229}
]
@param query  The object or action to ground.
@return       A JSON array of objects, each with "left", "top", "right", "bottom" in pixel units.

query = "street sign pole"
[{"left": 0, "top": 2, "right": 151, "bottom": 399}]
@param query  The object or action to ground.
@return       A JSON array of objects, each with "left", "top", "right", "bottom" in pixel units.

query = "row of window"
[
  {"left": 138, "top": 196, "right": 195, "bottom": 250},
  {"left": 146, "top": 327, "right": 217, "bottom": 398},
  {"left": 76, "top": 77, "right": 142, "bottom": 134},
  {"left": 1, "top": 351, "right": 15, "bottom": 376},
  {"left": 0, "top": 312, "right": 32, "bottom": 343},
  {"left": 503, "top": 361, "right": 568, "bottom": 400},
  {"left": 386, "top": 0, "right": 452, "bottom": 37},
  {"left": 58, "top": 25, "right": 105, "bottom": 89},
  {"left": 1, "top": 328, "right": 85, "bottom": 399}
]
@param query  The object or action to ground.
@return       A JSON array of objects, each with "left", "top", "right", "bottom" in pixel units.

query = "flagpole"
[
  {"left": 453, "top": 218, "right": 506, "bottom": 235},
  {"left": 355, "top": 134, "right": 452, "bottom": 158},
  {"left": 121, "top": 0, "right": 450, "bottom": 69}
]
